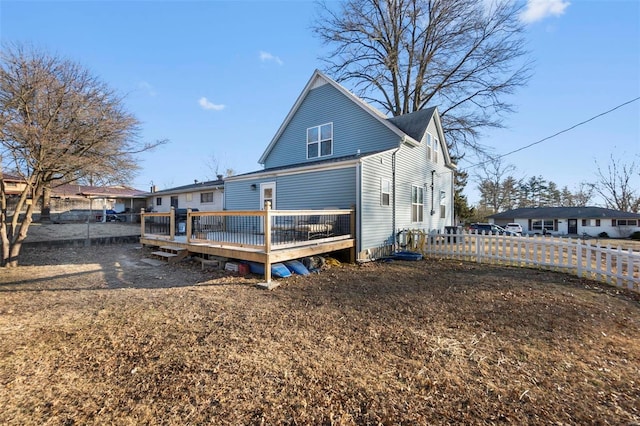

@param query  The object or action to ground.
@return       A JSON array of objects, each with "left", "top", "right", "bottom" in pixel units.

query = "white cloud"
[
  {"left": 520, "top": 0, "right": 570, "bottom": 24},
  {"left": 259, "top": 51, "right": 283, "bottom": 66},
  {"left": 138, "top": 81, "right": 156, "bottom": 96},
  {"left": 198, "top": 97, "right": 225, "bottom": 111}
]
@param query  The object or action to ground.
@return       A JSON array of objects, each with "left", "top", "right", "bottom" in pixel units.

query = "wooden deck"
[{"left": 139, "top": 205, "right": 355, "bottom": 284}]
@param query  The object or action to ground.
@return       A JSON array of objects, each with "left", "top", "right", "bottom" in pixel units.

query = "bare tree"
[
  {"left": 591, "top": 155, "right": 639, "bottom": 213},
  {"left": 313, "top": 0, "right": 531, "bottom": 157},
  {"left": 561, "top": 182, "right": 593, "bottom": 207},
  {"left": 204, "top": 154, "right": 235, "bottom": 181},
  {"left": 0, "top": 44, "right": 165, "bottom": 267},
  {"left": 474, "top": 156, "right": 517, "bottom": 212}
]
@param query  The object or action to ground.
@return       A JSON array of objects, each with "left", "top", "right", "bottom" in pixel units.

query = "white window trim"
[
  {"left": 433, "top": 136, "right": 439, "bottom": 163},
  {"left": 381, "top": 178, "right": 391, "bottom": 206},
  {"left": 426, "top": 132, "right": 432, "bottom": 161},
  {"left": 306, "top": 122, "right": 333, "bottom": 159},
  {"left": 411, "top": 185, "right": 424, "bottom": 223}
]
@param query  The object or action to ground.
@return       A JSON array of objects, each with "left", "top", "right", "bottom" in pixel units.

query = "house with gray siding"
[{"left": 224, "top": 70, "right": 456, "bottom": 260}]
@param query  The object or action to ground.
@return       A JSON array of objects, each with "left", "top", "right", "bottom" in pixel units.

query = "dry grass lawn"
[{"left": 1, "top": 244, "right": 639, "bottom": 425}]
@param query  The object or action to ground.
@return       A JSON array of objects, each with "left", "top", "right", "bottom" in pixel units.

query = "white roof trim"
[{"left": 257, "top": 70, "right": 419, "bottom": 164}]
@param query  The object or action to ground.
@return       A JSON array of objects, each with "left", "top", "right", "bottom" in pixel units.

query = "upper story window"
[
  {"left": 200, "top": 192, "right": 214, "bottom": 203},
  {"left": 426, "top": 132, "right": 440, "bottom": 163},
  {"left": 156, "top": 197, "right": 162, "bottom": 206},
  {"left": 433, "top": 136, "right": 439, "bottom": 163},
  {"left": 307, "top": 123, "right": 333, "bottom": 159}
]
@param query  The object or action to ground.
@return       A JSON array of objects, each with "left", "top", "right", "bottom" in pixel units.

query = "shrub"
[
  {"left": 598, "top": 231, "right": 609, "bottom": 238},
  {"left": 630, "top": 231, "right": 640, "bottom": 240}
]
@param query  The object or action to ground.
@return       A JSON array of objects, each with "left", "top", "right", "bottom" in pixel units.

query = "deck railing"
[
  {"left": 140, "top": 210, "right": 174, "bottom": 241},
  {"left": 400, "top": 229, "right": 640, "bottom": 292},
  {"left": 140, "top": 205, "right": 355, "bottom": 252}
]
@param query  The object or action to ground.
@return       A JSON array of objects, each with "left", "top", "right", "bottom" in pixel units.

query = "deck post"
[
  {"left": 186, "top": 208, "right": 192, "bottom": 243},
  {"left": 349, "top": 205, "right": 356, "bottom": 263},
  {"left": 169, "top": 206, "right": 175, "bottom": 241},
  {"left": 257, "top": 201, "right": 276, "bottom": 289},
  {"left": 264, "top": 201, "right": 272, "bottom": 255},
  {"left": 140, "top": 208, "right": 145, "bottom": 238}
]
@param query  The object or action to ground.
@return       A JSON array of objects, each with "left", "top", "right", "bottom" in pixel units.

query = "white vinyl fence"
[{"left": 402, "top": 230, "right": 640, "bottom": 292}]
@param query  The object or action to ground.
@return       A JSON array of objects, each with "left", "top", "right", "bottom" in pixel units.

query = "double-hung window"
[
  {"left": 381, "top": 178, "right": 391, "bottom": 206},
  {"left": 426, "top": 133, "right": 432, "bottom": 161},
  {"left": 411, "top": 185, "right": 424, "bottom": 222},
  {"left": 433, "top": 136, "right": 439, "bottom": 163},
  {"left": 307, "top": 123, "right": 333, "bottom": 159},
  {"left": 200, "top": 192, "right": 214, "bottom": 203}
]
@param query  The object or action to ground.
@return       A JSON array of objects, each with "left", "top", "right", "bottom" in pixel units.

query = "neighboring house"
[
  {"left": 2, "top": 173, "right": 146, "bottom": 214},
  {"left": 224, "top": 70, "right": 456, "bottom": 260},
  {"left": 488, "top": 206, "right": 640, "bottom": 238},
  {"left": 1, "top": 173, "right": 28, "bottom": 196},
  {"left": 147, "top": 176, "right": 225, "bottom": 213},
  {"left": 54, "top": 184, "right": 148, "bottom": 213}
]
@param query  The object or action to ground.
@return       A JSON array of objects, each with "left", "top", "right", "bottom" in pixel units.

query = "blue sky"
[{"left": 1, "top": 0, "right": 638, "bottom": 205}]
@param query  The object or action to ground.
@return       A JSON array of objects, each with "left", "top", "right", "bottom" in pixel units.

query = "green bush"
[
  {"left": 598, "top": 231, "right": 609, "bottom": 238},
  {"left": 630, "top": 231, "right": 640, "bottom": 240}
]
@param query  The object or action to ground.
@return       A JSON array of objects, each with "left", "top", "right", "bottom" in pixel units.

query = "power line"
[{"left": 462, "top": 96, "right": 640, "bottom": 170}]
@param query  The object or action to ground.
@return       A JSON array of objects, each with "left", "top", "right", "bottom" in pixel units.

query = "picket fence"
[{"left": 401, "top": 230, "right": 640, "bottom": 292}]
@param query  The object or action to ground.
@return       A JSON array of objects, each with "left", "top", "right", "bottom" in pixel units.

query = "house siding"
[
  {"left": 263, "top": 83, "right": 400, "bottom": 169},
  {"left": 360, "top": 152, "right": 395, "bottom": 253},
  {"left": 225, "top": 166, "right": 357, "bottom": 211},
  {"left": 394, "top": 121, "right": 453, "bottom": 234},
  {"left": 149, "top": 189, "right": 223, "bottom": 213},
  {"left": 357, "top": 118, "right": 454, "bottom": 256}
]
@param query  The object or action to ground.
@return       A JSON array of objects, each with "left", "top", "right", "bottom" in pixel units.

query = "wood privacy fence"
[{"left": 401, "top": 230, "right": 640, "bottom": 292}]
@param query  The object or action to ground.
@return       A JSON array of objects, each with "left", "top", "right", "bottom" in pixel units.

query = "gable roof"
[
  {"left": 258, "top": 70, "right": 427, "bottom": 165},
  {"left": 488, "top": 206, "right": 640, "bottom": 220},
  {"left": 147, "top": 178, "right": 224, "bottom": 196},
  {"left": 387, "top": 107, "right": 436, "bottom": 142}
]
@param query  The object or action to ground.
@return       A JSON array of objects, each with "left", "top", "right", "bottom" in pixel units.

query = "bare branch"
[
  {"left": 313, "top": 0, "right": 532, "bottom": 158},
  {"left": 0, "top": 43, "right": 166, "bottom": 266}
]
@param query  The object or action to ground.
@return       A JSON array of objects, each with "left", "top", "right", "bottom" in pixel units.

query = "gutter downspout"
[
  {"left": 430, "top": 170, "right": 435, "bottom": 216},
  {"left": 391, "top": 147, "right": 400, "bottom": 250}
]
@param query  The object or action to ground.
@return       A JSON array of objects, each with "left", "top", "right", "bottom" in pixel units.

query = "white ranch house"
[{"left": 488, "top": 206, "right": 640, "bottom": 238}]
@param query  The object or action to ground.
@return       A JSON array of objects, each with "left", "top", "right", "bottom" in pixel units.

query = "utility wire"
[{"left": 462, "top": 96, "right": 640, "bottom": 170}]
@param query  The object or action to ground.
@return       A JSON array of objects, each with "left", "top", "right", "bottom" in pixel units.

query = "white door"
[{"left": 260, "top": 182, "right": 276, "bottom": 210}]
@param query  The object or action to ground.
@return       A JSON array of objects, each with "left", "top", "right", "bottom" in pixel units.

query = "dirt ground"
[{"left": 1, "top": 242, "right": 639, "bottom": 425}]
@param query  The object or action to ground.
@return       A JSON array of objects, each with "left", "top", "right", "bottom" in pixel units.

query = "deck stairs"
[{"left": 150, "top": 245, "right": 189, "bottom": 263}]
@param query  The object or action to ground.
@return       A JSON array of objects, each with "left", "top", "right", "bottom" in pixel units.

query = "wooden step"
[
  {"left": 159, "top": 245, "right": 186, "bottom": 252},
  {"left": 151, "top": 251, "right": 178, "bottom": 259}
]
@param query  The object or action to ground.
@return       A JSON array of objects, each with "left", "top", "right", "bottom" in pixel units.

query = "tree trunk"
[
  {"left": 40, "top": 185, "right": 52, "bottom": 222},
  {"left": 1, "top": 183, "right": 41, "bottom": 267}
]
